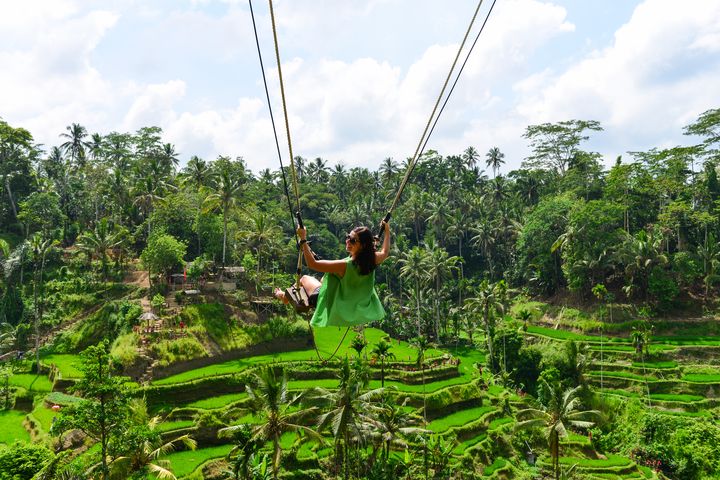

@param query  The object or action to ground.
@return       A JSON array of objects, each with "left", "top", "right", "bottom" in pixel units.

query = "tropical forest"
[{"left": 1, "top": 107, "right": 720, "bottom": 480}]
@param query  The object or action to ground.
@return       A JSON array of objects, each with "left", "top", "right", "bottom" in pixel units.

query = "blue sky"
[{"left": 2, "top": 0, "right": 719, "bottom": 173}]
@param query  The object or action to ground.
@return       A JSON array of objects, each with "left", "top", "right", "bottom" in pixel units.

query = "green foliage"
[
  {"left": 514, "top": 194, "right": 575, "bottom": 294},
  {"left": 110, "top": 332, "right": 139, "bottom": 369},
  {"left": 647, "top": 266, "right": 680, "bottom": 310},
  {"left": 148, "top": 336, "right": 208, "bottom": 367},
  {"left": 140, "top": 232, "right": 187, "bottom": 283},
  {"left": 0, "top": 442, "right": 53, "bottom": 480},
  {"left": 53, "top": 300, "right": 141, "bottom": 352}
]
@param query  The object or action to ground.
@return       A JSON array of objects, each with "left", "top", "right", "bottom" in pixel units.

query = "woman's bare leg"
[{"left": 299, "top": 275, "right": 321, "bottom": 293}]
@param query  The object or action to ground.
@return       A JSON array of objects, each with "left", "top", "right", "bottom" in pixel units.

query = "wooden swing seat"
[{"left": 285, "top": 286, "right": 312, "bottom": 313}]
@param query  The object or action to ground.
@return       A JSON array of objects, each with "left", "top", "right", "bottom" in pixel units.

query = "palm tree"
[
  {"left": 379, "top": 157, "right": 399, "bottom": 188},
  {"left": 219, "top": 424, "right": 261, "bottom": 480},
  {"left": 29, "top": 234, "right": 55, "bottom": 369},
  {"left": 398, "top": 247, "right": 430, "bottom": 337},
  {"left": 618, "top": 228, "right": 668, "bottom": 298},
  {"left": 411, "top": 335, "right": 434, "bottom": 424},
  {"left": 464, "top": 280, "right": 506, "bottom": 371},
  {"left": 132, "top": 161, "right": 171, "bottom": 237},
  {"left": 371, "top": 398, "right": 427, "bottom": 466},
  {"left": 310, "top": 357, "right": 384, "bottom": 480},
  {"left": 462, "top": 146, "right": 480, "bottom": 171},
  {"left": 470, "top": 216, "right": 497, "bottom": 278},
  {"left": 425, "top": 196, "right": 450, "bottom": 246},
  {"left": 59, "top": 123, "right": 91, "bottom": 168},
  {"left": 370, "top": 338, "right": 395, "bottom": 388},
  {"left": 220, "top": 367, "right": 319, "bottom": 480},
  {"left": 515, "top": 381, "right": 600, "bottom": 480},
  {"left": 239, "top": 211, "right": 281, "bottom": 284},
  {"left": 485, "top": 147, "right": 505, "bottom": 178},
  {"left": 76, "top": 219, "right": 123, "bottom": 281},
  {"left": 425, "top": 242, "right": 461, "bottom": 339},
  {"left": 697, "top": 233, "right": 720, "bottom": 298},
  {"left": 0, "top": 322, "right": 18, "bottom": 354},
  {"left": 204, "top": 168, "right": 244, "bottom": 269},
  {"left": 87, "top": 132, "right": 105, "bottom": 164},
  {"left": 160, "top": 143, "right": 180, "bottom": 172},
  {"left": 350, "top": 332, "right": 368, "bottom": 357},
  {"left": 110, "top": 398, "right": 197, "bottom": 480}
]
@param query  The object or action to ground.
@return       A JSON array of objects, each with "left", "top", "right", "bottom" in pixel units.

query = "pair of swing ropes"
[{"left": 248, "top": 0, "right": 498, "bottom": 360}]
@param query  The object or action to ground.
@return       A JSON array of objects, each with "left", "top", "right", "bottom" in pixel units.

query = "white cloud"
[{"left": 513, "top": 0, "right": 720, "bottom": 164}]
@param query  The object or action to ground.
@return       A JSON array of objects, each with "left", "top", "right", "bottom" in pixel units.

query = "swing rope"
[
  {"left": 251, "top": 0, "right": 348, "bottom": 362},
  {"left": 386, "top": 0, "right": 485, "bottom": 221},
  {"left": 249, "top": 0, "right": 497, "bottom": 361},
  {"left": 385, "top": 0, "right": 498, "bottom": 233}
]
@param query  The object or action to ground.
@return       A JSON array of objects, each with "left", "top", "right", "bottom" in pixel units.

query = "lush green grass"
[
  {"left": 159, "top": 444, "right": 233, "bottom": 478},
  {"left": 186, "top": 393, "right": 247, "bottom": 410},
  {"left": 29, "top": 403, "right": 59, "bottom": 434},
  {"left": 526, "top": 325, "right": 626, "bottom": 343},
  {"left": 8, "top": 374, "right": 53, "bottom": 392},
  {"left": 558, "top": 454, "right": 632, "bottom": 468},
  {"left": 483, "top": 457, "right": 508, "bottom": 476},
  {"left": 650, "top": 393, "right": 704, "bottom": 402},
  {"left": 682, "top": 373, "right": 720, "bottom": 383},
  {"left": 156, "top": 420, "right": 195, "bottom": 433},
  {"left": 487, "top": 417, "right": 513, "bottom": 431},
  {"left": 653, "top": 335, "right": 720, "bottom": 346},
  {"left": 453, "top": 433, "right": 487, "bottom": 454},
  {"left": 562, "top": 432, "right": 591, "bottom": 446},
  {"left": 0, "top": 410, "right": 31, "bottom": 445},
  {"left": 154, "top": 328, "right": 443, "bottom": 386},
  {"left": 46, "top": 391, "right": 83, "bottom": 405},
  {"left": 589, "top": 371, "right": 653, "bottom": 382},
  {"left": 426, "top": 405, "right": 495, "bottom": 432},
  {"left": 42, "top": 353, "right": 83, "bottom": 378},
  {"left": 599, "top": 389, "right": 705, "bottom": 404},
  {"left": 632, "top": 360, "right": 677, "bottom": 369}
]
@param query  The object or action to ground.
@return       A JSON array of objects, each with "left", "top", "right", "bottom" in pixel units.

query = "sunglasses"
[{"left": 345, "top": 234, "right": 358, "bottom": 245}]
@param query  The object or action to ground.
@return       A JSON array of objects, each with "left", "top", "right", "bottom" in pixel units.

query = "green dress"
[{"left": 310, "top": 257, "right": 385, "bottom": 327}]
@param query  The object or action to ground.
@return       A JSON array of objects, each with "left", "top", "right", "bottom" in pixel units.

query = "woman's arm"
[
  {"left": 375, "top": 221, "right": 391, "bottom": 265},
  {"left": 298, "top": 227, "right": 347, "bottom": 276}
]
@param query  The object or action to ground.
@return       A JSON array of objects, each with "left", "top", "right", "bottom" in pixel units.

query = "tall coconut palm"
[
  {"left": 485, "top": 147, "right": 505, "bottom": 178},
  {"left": 370, "top": 338, "right": 395, "bottom": 388},
  {"left": 239, "top": 211, "right": 282, "bottom": 289},
  {"left": 464, "top": 280, "right": 505, "bottom": 371},
  {"left": 110, "top": 398, "right": 197, "bottom": 480},
  {"left": 371, "top": 398, "right": 427, "bottom": 466},
  {"left": 310, "top": 357, "right": 384, "bottom": 480},
  {"left": 470, "top": 216, "right": 497, "bottom": 278},
  {"left": 60, "top": 123, "right": 91, "bottom": 169},
  {"left": 411, "top": 335, "right": 434, "bottom": 424},
  {"left": 462, "top": 146, "right": 480, "bottom": 171},
  {"left": 515, "top": 381, "right": 600, "bottom": 480},
  {"left": 29, "top": 234, "right": 55, "bottom": 368},
  {"left": 697, "top": 233, "right": 720, "bottom": 298},
  {"left": 398, "top": 247, "right": 430, "bottom": 337},
  {"left": 424, "top": 242, "right": 460, "bottom": 339},
  {"left": 220, "top": 367, "right": 319, "bottom": 480},
  {"left": 204, "top": 168, "right": 244, "bottom": 269},
  {"left": 76, "top": 219, "right": 123, "bottom": 281}
]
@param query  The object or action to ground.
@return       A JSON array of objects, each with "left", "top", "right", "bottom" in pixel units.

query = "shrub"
[
  {"left": 110, "top": 332, "right": 139, "bottom": 370},
  {"left": 0, "top": 442, "right": 54, "bottom": 480},
  {"left": 149, "top": 336, "right": 207, "bottom": 367},
  {"left": 648, "top": 267, "right": 679, "bottom": 311}
]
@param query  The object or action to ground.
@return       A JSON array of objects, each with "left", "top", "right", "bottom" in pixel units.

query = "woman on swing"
[{"left": 275, "top": 221, "right": 391, "bottom": 327}]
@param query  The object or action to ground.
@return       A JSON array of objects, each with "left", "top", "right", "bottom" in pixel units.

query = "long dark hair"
[{"left": 351, "top": 226, "right": 377, "bottom": 275}]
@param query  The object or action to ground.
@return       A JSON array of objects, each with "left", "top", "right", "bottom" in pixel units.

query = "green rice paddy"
[
  {"left": 0, "top": 410, "right": 31, "bottom": 445},
  {"left": 425, "top": 405, "right": 496, "bottom": 432}
]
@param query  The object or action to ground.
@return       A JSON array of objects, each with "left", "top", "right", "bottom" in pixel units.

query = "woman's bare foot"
[{"left": 274, "top": 288, "right": 289, "bottom": 304}]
